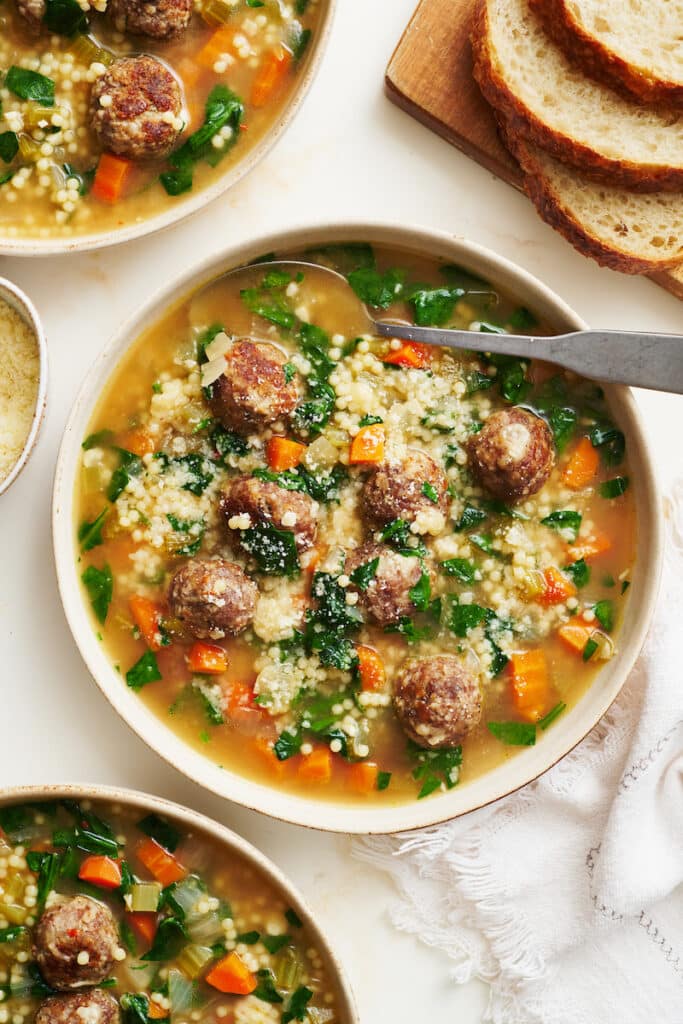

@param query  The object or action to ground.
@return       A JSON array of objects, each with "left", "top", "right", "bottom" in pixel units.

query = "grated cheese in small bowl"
[{"left": 0, "top": 283, "right": 46, "bottom": 495}]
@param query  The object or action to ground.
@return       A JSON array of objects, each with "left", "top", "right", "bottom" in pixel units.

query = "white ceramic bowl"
[
  {"left": 0, "top": 277, "right": 48, "bottom": 496},
  {"left": 0, "top": 783, "right": 358, "bottom": 1020},
  {"left": 1, "top": 4, "right": 335, "bottom": 257},
  {"left": 52, "top": 222, "right": 664, "bottom": 834}
]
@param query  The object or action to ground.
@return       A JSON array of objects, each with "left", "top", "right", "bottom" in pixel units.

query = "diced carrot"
[
  {"left": 254, "top": 737, "right": 287, "bottom": 777},
  {"left": 557, "top": 617, "right": 593, "bottom": 655},
  {"left": 120, "top": 428, "right": 155, "bottom": 457},
  {"left": 147, "top": 1001, "right": 168, "bottom": 1020},
  {"left": 206, "top": 951, "right": 257, "bottom": 995},
  {"left": 197, "top": 26, "right": 235, "bottom": 70},
  {"left": 563, "top": 436, "right": 600, "bottom": 490},
  {"left": 187, "top": 641, "right": 228, "bottom": 675},
  {"left": 91, "top": 153, "right": 133, "bottom": 204},
  {"left": 569, "top": 531, "right": 612, "bottom": 562},
  {"left": 137, "top": 837, "right": 187, "bottom": 886},
  {"left": 509, "top": 649, "right": 549, "bottom": 723},
  {"left": 347, "top": 762, "right": 379, "bottom": 794},
  {"left": 266, "top": 436, "right": 306, "bottom": 471},
  {"left": 129, "top": 596, "right": 164, "bottom": 653},
  {"left": 349, "top": 423, "right": 385, "bottom": 464},
  {"left": 356, "top": 644, "right": 385, "bottom": 691},
  {"left": 251, "top": 45, "right": 292, "bottom": 107},
  {"left": 228, "top": 680, "right": 255, "bottom": 714},
  {"left": 78, "top": 855, "right": 122, "bottom": 890},
  {"left": 382, "top": 341, "right": 432, "bottom": 369},
  {"left": 537, "top": 566, "right": 577, "bottom": 607},
  {"left": 126, "top": 911, "right": 158, "bottom": 946},
  {"left": 298, "top": 747, "right": 332, "bottom": 784}
]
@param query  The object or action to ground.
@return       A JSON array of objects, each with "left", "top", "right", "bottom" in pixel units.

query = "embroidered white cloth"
[{"left": 356, "top": 482, "right": 683, "bottom": 1024}]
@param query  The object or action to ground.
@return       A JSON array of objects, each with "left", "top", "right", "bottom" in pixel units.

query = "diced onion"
[
  {"left": 204, "top": 331, "right": 232, "bottom": 362},
  {"left": 201, "top": 355, "right": 228, "bottom": 389}
]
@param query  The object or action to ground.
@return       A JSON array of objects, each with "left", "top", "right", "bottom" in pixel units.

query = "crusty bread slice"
[
  {"left": 471, "top": 0, "right": 683, "bottom": 191},
  {"left": 529, "top": 0, "right": 683, "bottom": 105},
  {"left": 500, "top": 125, "right": 683, "bottom": 273}
]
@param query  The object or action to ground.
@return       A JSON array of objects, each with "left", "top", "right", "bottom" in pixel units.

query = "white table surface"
[{"left": 1, "top": 1, "right": 681, "bottom": 1020}]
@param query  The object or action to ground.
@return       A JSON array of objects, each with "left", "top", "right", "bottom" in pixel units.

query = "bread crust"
[
  {"left": 528, "top": 0, "right": 683, "bottom": 106},
  {"left": 501, "top": 125, "right": 683, "bottom": 273},
  {"left": 470, "top": 0, "right": 683, "bottom": 191}
]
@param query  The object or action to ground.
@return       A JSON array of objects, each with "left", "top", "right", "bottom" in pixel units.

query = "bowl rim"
[
  {"left": 52, "top": 219, "right": 664, "bottom": 834},
  {"left": 0, "top": 277, "right": 48, "bottom": 497},
  {"left": 0, "top": 0, "right": 336, "bottom": 258},
  {"left": 0, "top": 782, "right": 359, "bottom": 1021}
]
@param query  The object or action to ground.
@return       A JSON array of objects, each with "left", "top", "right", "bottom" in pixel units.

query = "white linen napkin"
[{"left": 356, "top": 481, "right": 683, "bottom": 1024}]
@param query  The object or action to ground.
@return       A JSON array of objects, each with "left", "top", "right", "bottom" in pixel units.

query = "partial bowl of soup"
[
  {"left": 53, "top": 223, "right": 663, "bottom": 833},
  {"left": 0, "top": 277, "right": 48, "bottom": 496},
  {"left": 0, "top": 0, "right": 334, "bottom": 254},
  {"left": 0, "top": 784, "right": 357, "bottom": 1024}
]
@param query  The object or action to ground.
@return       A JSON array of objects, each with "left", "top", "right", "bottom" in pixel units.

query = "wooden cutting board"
[{"left": 386, "top": 0, "right": 683, "bottom": 302}]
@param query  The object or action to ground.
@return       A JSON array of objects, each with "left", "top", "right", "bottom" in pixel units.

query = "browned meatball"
[
  {"left": 33, "top": 896, "right": 120, "bottom": 991},
  {"left": 345, "top": 543, "right": 433, "bottom": 627},
  {"left": 467, "top": 407, "right": 555, "bottom": 503},
  {"left": 109, "top": 0, "right": 192, "bottom": 38},
  {"left": 220, "top": 476, "right": 317, "bottom": 556},
  {"left": 36, "top": 989, "right": 120, "bottom": 1024},
  {"left": 208, "top": 341, "right": 299, "bottom": 436},
  {"left": 394, "top": 655, "right": 481, "bottom": 749},
  {"left": 363, "top": 451, "right": 449, "bottom": 529},
  {"left": 14, "top": 0, "right": 45, "bottom": 31},
  {"left": 89, "top": 57, "right": 183, "bottom": 161},
  {"left": 168, "top": 558, "right": 258, "bottom": 640}
]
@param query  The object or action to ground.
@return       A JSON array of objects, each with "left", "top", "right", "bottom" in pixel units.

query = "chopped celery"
[
  {"left": 200, "top": 0, "right": 234, "bottom": 25},
  {"left": 176, "top": 944, "right": 214, "bottom": 979},
  {"left": 275, "top": 946, "right": 303, "bottom": 991},
  {"left": 129, "top": 882, "right": 162, "bottom": 913},
  {"left": 307, "top": 1010, "right": 335, "bottom": 1024},
  {"left": 67, "top": 34, "right": 113, "bottom": 66}
]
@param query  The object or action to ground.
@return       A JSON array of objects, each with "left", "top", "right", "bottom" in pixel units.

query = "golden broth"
[{"left": 75, "top": 244, "right": 637, "bottom": 804}]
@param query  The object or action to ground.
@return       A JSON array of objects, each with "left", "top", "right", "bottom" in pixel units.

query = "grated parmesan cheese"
[{"left": 0, "top": 298, "right": 39, "bottom": 486}]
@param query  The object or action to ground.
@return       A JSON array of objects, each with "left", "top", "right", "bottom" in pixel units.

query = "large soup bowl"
[
  {"left": 52, "top": 222, "right": 663, "bottom": 834},
  {"left": 0, "top": 783, "right": 358, "bottom": 1019},
  {"left": 0, "top": 2, "right": 335, "bottom": 257}
]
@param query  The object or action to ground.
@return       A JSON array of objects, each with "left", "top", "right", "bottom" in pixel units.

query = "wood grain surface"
[{"left": 386, "top": 0, "right": 683, "bottom": 302}]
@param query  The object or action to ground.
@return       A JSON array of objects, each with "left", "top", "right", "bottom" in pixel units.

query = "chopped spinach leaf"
[
  {"left": 409, "top": 286, "right": 464, "bottom": 326},
  {"left": 347, "top": 266, "right": 405, "bottom": 309},
  {"left": 108, "top": 448, "right": 143, "bottom": 503},
  {"left": 262, "top": 934, "right": 290, "bottom": 955},
  {"left": 81, "top": 564, "right": 113, "bottom": 624},
  {"left": 600, "top": 476, "right": 629, "bottom": 499},
  {"left": 449, "top": 601, "right": 488, "bottom": 637},
  {"left": 82, "top": 429, "right": 114, "bottom": 451},
  {"left": 349, "top": 557, "right": 379, "bottom": 591},
  {"left": 126, "top": 650, "right": 162, "bottom": 691},
  {"left": 384, "top": 616, "right": 431, "bottom": 643},
  {"left": 210, "top": 422, "right": 248, "bottom": 460},
  {"left": 409, "top": 571, "right": 431, "bottom": 612},
  {"left": 44, "top": 0, "right": 88, "bottom": 35},
  {"left": 285, "top": 908, "right": 303, "bottom": 929},
  {"left": 161, "top": 86, "right": 243, "bottom": 195},
  {"left": 454, "top": 505, "right": 488, "bottom": 531},
  {"left": 0, "top": 132, "right": 18, "bottom": 164},
  {"left": 282, "top": 985, "right": 313, "bottom": 1023},
  {"left": 421, "top": 480, "right": 439, "bottom": 503},
  {"left": 274, "top": 730, "right": 303, "bottom": 762},
  {"left": 241, "top": 521, "right": 300, "bottom": 577},
  {"left": 507, "top": 306, "right": 537, "bottom": 330},
  {"left": 359, "top": 414, "right": 383, "bottom": 427},
  {"left": 589, "top": 424, "right": 625, "bottom": 467},
  {"left": 487, "top": 721, "right": 536, "bottom": 746},
  {"left": 376, "top": 771, "right": 392, "bottom": 791},
  {"left": 408, "top": 741, "right": 462, "bottom": 799},
  {"left": 538, "top": 702, "right": 567, "bottom": 730},
  {"left": 137, "top": 813, "right": 180, "bottom": 852},
  {"left": 253, "top": 969, "right": 283, "bottom": 1004},
  {"left": 440, "top": 558, "right": 476, "bottom": 583},
  {"left": 582, "top": 637, "right": 598, "bottom": 662},
  {"left": 564, "top": 558, "right": 590, "bottom": 588},
  {"left": 540, "top": 509, "right": 582, "bottom": 542},
  {"left": 593, "top": 599, "right": 614, "bottom": 632},
  {"left": 6, "top": 67, "right": 55, "bottom": 106},
  {"left": 141, "top": 917, "right": 187, "bottom": 961},
  {"left": 78, "top": 508, "right": 108, "bottom": 551}
]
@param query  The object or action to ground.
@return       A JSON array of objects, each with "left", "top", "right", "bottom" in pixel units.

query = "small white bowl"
[
  {"left": 1, "top": 2, "right": 335, "bottom": 257},
  {"left": 0, "top": 783, "right": 358, "bottom": 1020},
  {"left": 52, "top": 221, "right": 664, "bottom": 834},
  {"left": 0, "top": 277, "right": 48, "bottom": 497}
]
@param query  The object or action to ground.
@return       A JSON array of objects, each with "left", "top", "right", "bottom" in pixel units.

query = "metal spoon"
[{"left": 236, "top": 260, "right": 683, "bottom": 395}]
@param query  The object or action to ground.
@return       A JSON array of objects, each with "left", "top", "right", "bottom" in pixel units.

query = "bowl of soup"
[
  {"left": 0, "top": 784, "right": 357, "bottom": 1024},
  {"left": 0, "top": 0, "right": 334, "bottom": 254},
  {"left": 52, "top": 222, "right": 663, "bottom": 833}
]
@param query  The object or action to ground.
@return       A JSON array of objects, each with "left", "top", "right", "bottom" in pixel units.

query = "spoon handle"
[{"left": 374, "top": 322, "right": 683, "bottom": 395}]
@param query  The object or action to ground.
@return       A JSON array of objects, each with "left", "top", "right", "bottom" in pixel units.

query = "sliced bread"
[
  {"left": 471, "top": 0, "right": 683, "bottom": 191},
  {"left": 528, "top": 0, "right": 683, "bottom": 105},
  {"left": 500, "top": 125, "right": 683, "bottom": 273}
]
